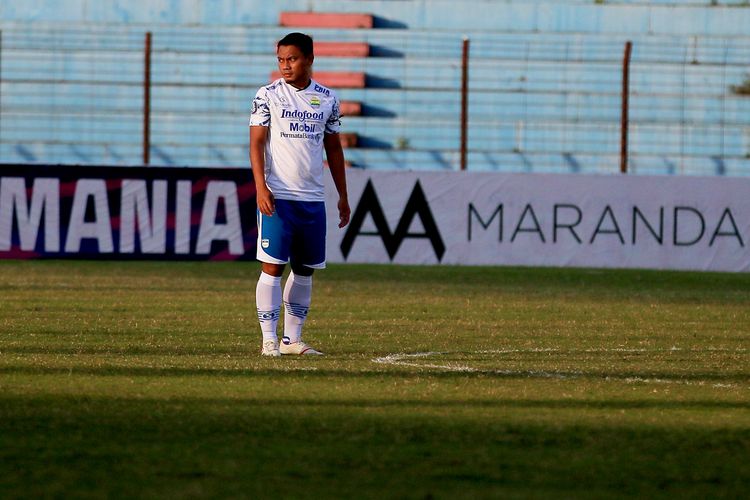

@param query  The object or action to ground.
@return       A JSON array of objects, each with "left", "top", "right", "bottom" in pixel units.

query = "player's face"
[{"left": 277, "top": 45, "right": 313, "bottom": 89}]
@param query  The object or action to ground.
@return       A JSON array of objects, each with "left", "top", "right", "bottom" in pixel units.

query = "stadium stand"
[{"left": 0, "top": 0, "right": 749, "bottom": 175}]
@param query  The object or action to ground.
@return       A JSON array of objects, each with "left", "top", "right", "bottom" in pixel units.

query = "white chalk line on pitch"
[
  {"left": 371, "top": 349, "right": 747, "bottom": 388},
  {"left": 372, "top": 352, "right": 580, "bottom": 379}
]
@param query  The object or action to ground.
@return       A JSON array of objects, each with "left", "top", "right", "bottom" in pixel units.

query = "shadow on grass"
[
  {"left": 0, "top": 346, "right": 257, "bottom": 356},
  {"left": 1, "top": 363, "right": 748, "bottom": 386},
  {"left": 2, "top": 393, "right": 747, "bottom": 411},
  {"left": 1, "top": 395, "right": 748, "bottom": 499}
]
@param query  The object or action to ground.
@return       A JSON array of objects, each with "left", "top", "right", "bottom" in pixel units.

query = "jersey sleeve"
[
  {"left": 325, "top": 96, "right": 342, "bottom": 134},
  {"left": 249, "top": 87, "right": 271, "bottom": 127}
]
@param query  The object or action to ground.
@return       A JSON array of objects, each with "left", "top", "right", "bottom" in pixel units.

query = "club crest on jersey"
[
  {"left": 309, "top": 96, "right": 321, "bottom": 108},
  {"left": 261, "top": 239, "right": 270, "bottom": 248}
]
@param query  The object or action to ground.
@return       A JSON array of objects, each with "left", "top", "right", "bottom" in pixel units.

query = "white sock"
[
  {"left": 282, "top": 272, "right": 312, "bottom": 345},
  {"left": 256, "top": 272, "right": 282, "bottom": 343}
]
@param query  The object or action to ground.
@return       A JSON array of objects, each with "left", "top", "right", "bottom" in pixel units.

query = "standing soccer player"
[{"left": 250, "top": 32, "right": 350, "bottom": 357}]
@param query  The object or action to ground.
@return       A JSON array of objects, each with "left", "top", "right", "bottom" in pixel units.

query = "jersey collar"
[{"left": 285, "top": 78, "right": 313, "bottom": 92}]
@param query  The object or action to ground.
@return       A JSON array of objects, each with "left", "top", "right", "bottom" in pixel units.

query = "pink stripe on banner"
[{"left": 0, "top": 247, "right": 41, "bottom": 259}]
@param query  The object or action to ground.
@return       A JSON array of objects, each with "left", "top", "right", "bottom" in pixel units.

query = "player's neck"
[{"left": 287, "top": 78, "right": 311, "bottom": 91}]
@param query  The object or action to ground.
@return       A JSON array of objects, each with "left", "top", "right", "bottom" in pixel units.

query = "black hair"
[{"left": 277, "top": 32, "right": 314, "bottom": 57}]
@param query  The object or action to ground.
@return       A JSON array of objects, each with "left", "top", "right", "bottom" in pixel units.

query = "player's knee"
[
  {"left": 290, "top": 262, "right": 314, "bottom": 277},
  {"left": 262, "top": 262, "right": 286, "bottom": 277}
]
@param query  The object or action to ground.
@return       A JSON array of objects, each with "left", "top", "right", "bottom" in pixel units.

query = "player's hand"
[
  {"left": 257, "top": 187, "right": 275, "bottom": 216},
  {"left": 338, "top": 198, "right": 350, "bottom": 228}
]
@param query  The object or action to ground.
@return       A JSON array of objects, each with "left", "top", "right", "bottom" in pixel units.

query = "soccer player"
[{"left": 249, "top": 32, "right": 350, "bottom": 357}]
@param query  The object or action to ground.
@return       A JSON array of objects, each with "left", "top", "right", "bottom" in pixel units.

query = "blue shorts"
[{"left": 256, "top": 199, "right": 327, "bottom": 269}]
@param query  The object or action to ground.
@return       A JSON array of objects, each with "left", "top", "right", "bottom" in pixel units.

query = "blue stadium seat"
[{"left": 1, "top": 0, "right": 749, "bottom": 175}]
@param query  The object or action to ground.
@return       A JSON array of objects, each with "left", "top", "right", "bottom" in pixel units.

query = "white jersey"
[{"left": 249, "top": 78, "right": 341, "bottom": 202}]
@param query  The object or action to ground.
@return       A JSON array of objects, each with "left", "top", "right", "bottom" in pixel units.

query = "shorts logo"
[
  {"left": 310, "top": 96, "right": 321, "bottom": 108},
  {"left": 261, "top": 238, "right": 270, "bottom": 248}
]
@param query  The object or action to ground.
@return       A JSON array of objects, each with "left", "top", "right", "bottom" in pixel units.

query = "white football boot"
[
  {"left": 279, "top": 340, "right": 323, "bottom": 356},
  {"left": 261, "top": 340, "right": 280, "bottom": 357}
]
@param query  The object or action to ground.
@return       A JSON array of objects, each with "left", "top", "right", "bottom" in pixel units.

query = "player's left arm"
[{"left": 323, "top": 133, "right": 350, "bottom": 228}]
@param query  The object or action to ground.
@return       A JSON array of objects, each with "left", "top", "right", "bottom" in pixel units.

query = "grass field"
[{"left": 0, "top": 260, "right": 748, "bottom": 499}]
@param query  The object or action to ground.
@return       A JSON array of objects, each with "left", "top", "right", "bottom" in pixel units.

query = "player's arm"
[
  {"left": 250, "top": 125, "right": 274, "bottom": 216},
  {"left": 323, "top": 132, "right": 350, "bottom": 228}
]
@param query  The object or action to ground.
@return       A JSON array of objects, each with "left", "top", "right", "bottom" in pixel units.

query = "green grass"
[{"left": 0, "top": 261, "right": 748, "bottom": 499}]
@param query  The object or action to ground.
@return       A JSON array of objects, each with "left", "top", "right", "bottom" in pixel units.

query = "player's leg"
[
  {"left": 256, "top": 271, "right": 282, "bottom": 356},
  {"left": 255, "top": 203, "right": 292, "bottom": 357},
  {"left": 281, "top": 264, "right": 313, "bottom": 345},
  {"left": 280, "top": 201, "right": 326, "bottom": 355}
]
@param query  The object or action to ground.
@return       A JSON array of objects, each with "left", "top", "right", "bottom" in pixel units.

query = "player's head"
[
  {"left": 278, "top": 32, "right": 314, "bottom": 58},
  {"left": 277, "top": 32, "right": 314, "bottom": 89}
]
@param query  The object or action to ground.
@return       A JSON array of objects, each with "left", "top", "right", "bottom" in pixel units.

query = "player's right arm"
[
  {"left": 250, "top": 125, "right": 274, "bottom": 216},
  {"left": 249, "top": 88, "right": 274, "bottom": 216}
]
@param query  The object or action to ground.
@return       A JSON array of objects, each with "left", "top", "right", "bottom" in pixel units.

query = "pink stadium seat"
[
  {"left": 339, "top": 101, "right": 362, "bottom": 116},
  {"left": 315, "top": 42, "right": 370, "bottom": 57},
  {"left": 338, "top": 133, "right": 359, "bottom": 148},
  {"left": 280, "top": 12, "right": 374, "bottom": 29}
]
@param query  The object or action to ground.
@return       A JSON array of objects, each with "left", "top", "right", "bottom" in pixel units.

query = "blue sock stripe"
[
  {"left": 284, "top": 301, "right": 309, "bottom": 319},
  {"left": 257, "top": 308, "right": 280, "bottom": 322}
]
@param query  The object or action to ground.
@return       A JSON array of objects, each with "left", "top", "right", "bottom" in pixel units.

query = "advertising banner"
[
  {"left": 0, "top": 164, "right": 256, "bottom": 260},
  {"left": 326, "top": 170, "right": 750, "bottom": 272},
  {"left": 2, "top": 164, "right": 748, "bottom": 271}
]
